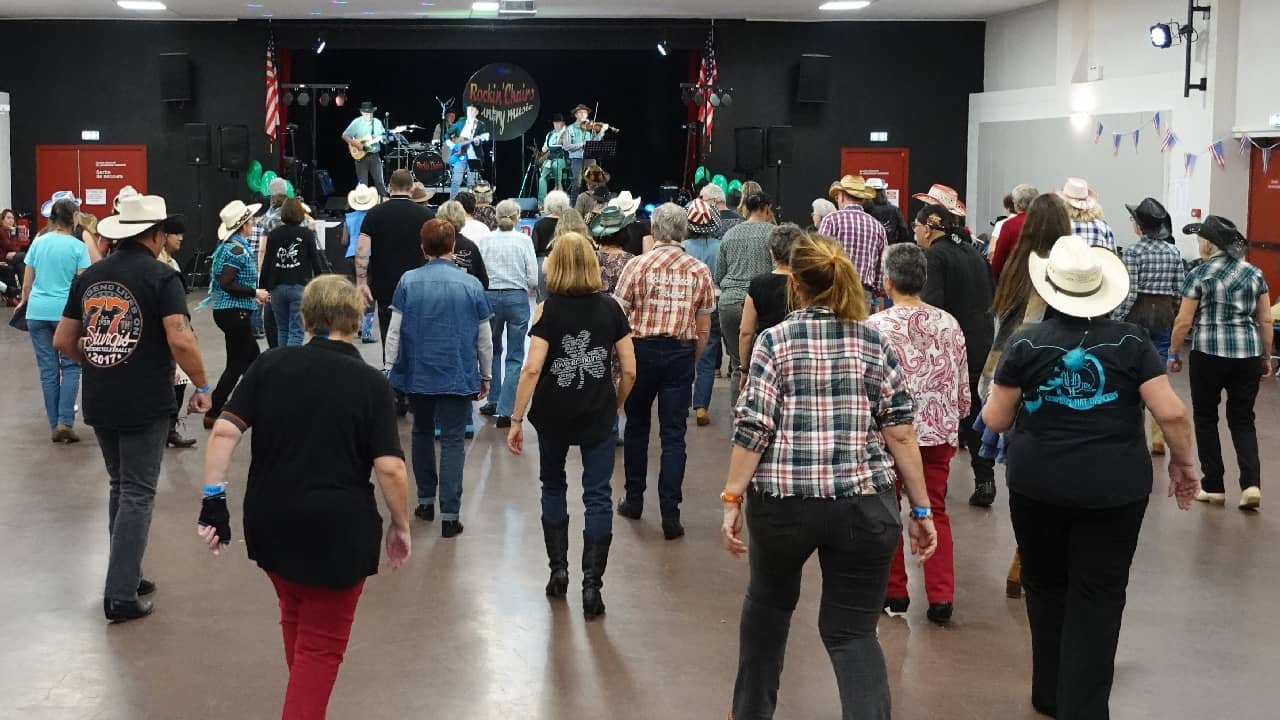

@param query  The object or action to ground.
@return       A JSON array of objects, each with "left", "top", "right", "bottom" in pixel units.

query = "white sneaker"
[
  {"left": 1239, "top": 487, "right": 1261, "bottom": 511},
  {"left": 1195, "top": 491, "right": 1226, "bottom": 505}
]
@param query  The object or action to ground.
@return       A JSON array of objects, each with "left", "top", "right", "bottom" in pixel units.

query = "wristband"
[
  {"left": 720, "top": 491, "right": 745, "bottom": 505},
  {"left": 910, "top": 506, "right": 933, "bottom": 520},
  {"left": 1168, "top": 353, "right": 1180, "bottom": 361},
  {"left": 196, "top": 384, "right": 212, "bottom": 394},
  {"left": 510, "top": 417, "right": 524, "bottom": 423}
]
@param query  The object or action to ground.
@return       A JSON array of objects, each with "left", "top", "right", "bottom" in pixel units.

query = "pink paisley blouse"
[{"left": 867, "top": 304, "right": 970, "bottom": 447}]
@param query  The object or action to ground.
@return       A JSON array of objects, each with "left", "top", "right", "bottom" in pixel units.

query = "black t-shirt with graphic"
[
  {"left": 528, "top": 293, "right": 631, "bottom": 446},
  {"left": 260, "top": 223, "right": 325, "bottom": 289},
  {"left": 452, "top": 233, "right": 490, "bottom": 289},
  {"left": 995, "top": 316, "right": 1165, "bottom": 508},
  {"left": 64, "top": 242, "right": 190, "bottom": 430}
]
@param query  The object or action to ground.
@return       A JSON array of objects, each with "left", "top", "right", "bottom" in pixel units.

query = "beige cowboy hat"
[
  {"left": 1056, "top": 177, "right": 1100, "bottom": 212},
  {"left": 98, "top": 194, "right": 179, "bottom": 240},
  {"left": 913, "top": 184, "right": 967, "bottom": 217},
  {"left": 1029, "top": 235, "right": 1130, "bottom": 318},
  {"left": 609, "top": 191, "right": 642, "bottom": 217},
  {"left": 347, "top": 184, "right": 379, "bottom": 211},
  {"left": 216, "top": 199, "right": 263, "bottom": 241},
  {"left": 828, "top": 175, "right": 876, "bottom": 202},
  {"left": 410, "top": 182, "right": 435, "bottom": 204}
]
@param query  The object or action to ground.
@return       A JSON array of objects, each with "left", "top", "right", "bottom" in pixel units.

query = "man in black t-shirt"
[
  {"left": 355, "top": 168, "right": 435, "bottom": 348},
  {"left": 54, "top": 194, "right": 213, "bottom": 623}
]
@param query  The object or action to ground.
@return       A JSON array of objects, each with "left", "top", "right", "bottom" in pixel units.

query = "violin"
[{"left": 578, "top": 120, "right": 620, "bottom": 134}]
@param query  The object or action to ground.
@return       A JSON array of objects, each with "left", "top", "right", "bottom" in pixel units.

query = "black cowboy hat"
[
  {"left": 1124, "top": 197, "right": 1172, "bottom": 241},
  {"left": 1183, "top": 215, "right": 1247, "bottom": 259},
  {"left": 359, "top": 101, "right": 377, "bottom": 114},
  {"left": 551, "top": 113, "right": 565, "bottom": 123}
]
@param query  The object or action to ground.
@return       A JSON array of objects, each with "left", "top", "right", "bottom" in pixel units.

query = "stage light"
[
  {"left": 709, "top": 92, "right": 721, "bottom": 108},
  {"left": 117, "top": 1, "right": 167, "bottom": 10},
  {"left": 315, "top": 34, "right": 327, "bottom": 54},
  {"left": 319, "top": 91, "right": 332, "bottom": 107},
  {"left": 1150, "top": 22, "right": 1173, "bottom": 48},
  {"left": 334, "top": 92, "right": 347, "bottom": 107},
  {"left": 657, "top": 41, "right": 668, "bottom": 56},
  {"left": 680, "top": 86, "right": 694, "bottom": 105},
  {"left": 296, "top": 91, "right": 311, "bottom": 107},
  {"left": 643, "top": 203, "right": 656, "bottom": 215},
  {"left": 692, "top": 89, "right": 706, "bottom": 105},
  {"left": 719, "top": 89, "right": 733, "bottom": 107},
  {"left": 282, "top": 90, "right": 295, "bottom": 106}
]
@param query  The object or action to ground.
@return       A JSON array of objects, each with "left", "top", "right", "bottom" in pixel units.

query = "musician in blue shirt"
[
  {"left": 566, "top": 105, "right": 607, "bottom": 201},
  {"left": 445, "top": 105, "right": 492, "bottom": 199},
  {"left": 342, "top": 101, "right": 390, "bottom": 198}
]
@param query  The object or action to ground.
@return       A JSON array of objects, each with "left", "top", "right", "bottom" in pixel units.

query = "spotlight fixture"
[
  {"left": 657, "top": 40, "right": 668, "bottom": 57},
  {"left": 718, "top": 88, "right": 733, "bottom": 107},
  {"left": 282, "top": 90, "right": 295, "bottom": 105},
  {"left": 334, "top": 92, "right": 347, "bottom": 107},
  {"left": 319, "top": 91, "right": 332, "bottom": 107},
  {"left": 708, "top": 92, "right": 721, "bottom": 108},
  {"left": 296, "top": 90, "right": 311, "bottom": 107},
  {"left": 1149, "top": 22, "right": 1173, "bottom": 48},
  {"left": 314, "top": 33, "right": 327, "bottom": 55}
]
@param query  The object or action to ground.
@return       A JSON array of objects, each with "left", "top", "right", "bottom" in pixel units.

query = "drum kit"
[{"left": 382, "top": 126, "right": 451, "bottom": 190}]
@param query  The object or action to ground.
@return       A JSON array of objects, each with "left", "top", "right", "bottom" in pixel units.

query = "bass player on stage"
[
  {"left": 445, "top": 105, "right": 492, "bottom": 199},
  {"left": 342, "top": 101, "right": 398, "bottom": 199}
]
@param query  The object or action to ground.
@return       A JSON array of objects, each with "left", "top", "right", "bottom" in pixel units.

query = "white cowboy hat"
[
  {"left": 98, "top": 194, "right": 177, "bottom": 240},
  {"left": 112, "top": 185, "right": 140, "bottom": 213},
  {"left": 347, "top": 184, "right": 378, "bottom": 211},
  {"left": 865, "top": 177, "right": 887, "bottom": 190},
  {"left": 1056, "top": 177, "right": 1099, "bottom": 212},
  {"left": 217, "top": 199, "right": 263, "bottom": 241},
  {"left": 912, "top": 184, "right": 967, "bottom": 217},
  {"left": 40, "top": 190, "right": 82, "bottom": 218},
  {"left": 609, "top": 190, "right": 642, "bottom": 217},
  {"left": 1029, "top": 235, "right": 1129, "bottom": 318}
]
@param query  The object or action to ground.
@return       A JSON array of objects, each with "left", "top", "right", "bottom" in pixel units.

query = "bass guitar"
[
  {"left": 348, "top": 125, "right": 408, "bottom": 161},
  {"left": 444, "top": 133, "right": 491, "bottom": 161}
]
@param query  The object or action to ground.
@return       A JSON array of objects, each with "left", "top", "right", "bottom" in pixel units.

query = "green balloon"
[
  {"left": 728, "top": 179, "right": 744, "bottom": 194},
  {"left": 712, "top": 174, "right": 729, "bottom": 193},
  {"left": 694, "top": 166, "right": 709, "bottom": 185},
  {"left": 246, "top": 160, "right": 264, "bottom": 192},
  {"left": 285, "top": 180, "right": 296, "bottom": 198},
  {"left": 260, "top": 171, "right": 279, "bottom": 197}
]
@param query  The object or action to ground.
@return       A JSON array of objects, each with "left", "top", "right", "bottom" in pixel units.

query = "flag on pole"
[
  {"left": 265, "top": 35, "right": 280, "bottom": 140},
  {"left": 1133, "top": 129, "right": 1141, "bottom": 150},
  {"left": 1152, "top": 112, "right": 1162, "bottom": 135},
  {"left": 1160, "top": 130, "right": 1178, "bottom": 153},
  {"left": 1113, "top": 133, "right": 1123, "bottom": 156},
  {"left": 1210, "top": 141, "right": 1226, "bottom": 169},
  {"left": 1094, "top": 121, "right": 1105, "bottom": 143},
  {"left": 695, "top": 30, "right": 718, "bottom": 152},
  {"left": 1184, "top": 152, "right": 1198, "bottom": 176},
  {"left": 1238, "top": 134, "right": 1251, "bottom": 157}
]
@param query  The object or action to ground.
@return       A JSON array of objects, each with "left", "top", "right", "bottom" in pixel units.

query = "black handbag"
[{"left": 8, "top": 302, "right": 27, "bottom": 332}]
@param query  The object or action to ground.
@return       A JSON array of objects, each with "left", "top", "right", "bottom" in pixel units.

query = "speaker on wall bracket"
[
  {"left": 159, "top": 52, "right": 193, "bottom": 104},
  {"left": 796, "top": 53, "right": 832, "bottom": 104}
]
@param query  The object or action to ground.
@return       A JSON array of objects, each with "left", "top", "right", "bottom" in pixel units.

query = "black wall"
[{"left": 0, "top": 18, "right": 984, "bottom": 259}]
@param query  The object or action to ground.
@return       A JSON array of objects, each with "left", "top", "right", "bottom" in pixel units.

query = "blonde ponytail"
[{"left": 788, "top": 234, "right": 868, "bottom": 322}]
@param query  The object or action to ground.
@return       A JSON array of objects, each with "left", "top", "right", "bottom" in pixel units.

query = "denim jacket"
[{"left": 389, "top": 259, "right": 493, "bottom": 396}]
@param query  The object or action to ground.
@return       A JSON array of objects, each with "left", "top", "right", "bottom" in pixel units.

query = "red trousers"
[
  {"left": 886, "top": 444, "right": 956, "bottom": 604},
  {"left": 267, "top": 572, "right": 366, "bottom": 720}
]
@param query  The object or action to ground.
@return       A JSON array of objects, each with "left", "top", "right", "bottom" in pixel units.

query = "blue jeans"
[
  {"left": 270, "top": 284, "right": 306, "bottom": 347},
  {"left": 488, "top": 289, "right": 530, "bottom": 417},
  {"left": 409, "top": 394, "right": 471, "bottom": 521},
  {"left": 29, "top": 319, "right": 80, "bottom": 429},
  {"left": 249, "top": 306, "right": 264, "bottom": 337},
  {"left": 1150, "top": 329, "right": 1171, "bottom": 364},
  {"left": 449, "top": 154, "right": 470, "bottom": 198},
  {"left": 360, "top": 310, "right": 375, "bottom": 340},
  {"left": 623, "top": 338, "right": 696, "bottom": 519},
  {"left": 693, "top": 309, "right": 721, "bottom": 410},
  {"left": 539, "top": 432, "right": 616, "bottom": 539}
]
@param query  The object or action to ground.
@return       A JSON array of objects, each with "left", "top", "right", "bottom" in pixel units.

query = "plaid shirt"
[
  {"left": 819, "top": 205, "right": 887, "bottom": 295},
  {"left": 209, "top": 235, "right": 259, "bottom": 311},
  {"left": 249, "top": 206, "right": 282, "bottom": 265},
  {"left": 733, "top": 307, "right": 914, "bottom": 498},
  {"left": 613, "top": 244, "right": 714, "bottom": 340},
  {"left": 1071, "top": 218, "right": 1117, "bottom": 253},
  {"left": 1183, "top": 253, "right": 1269, "bottom": 358},
  {"left": 1114, "top": 236, "right": 1186, "bottom": 321}
]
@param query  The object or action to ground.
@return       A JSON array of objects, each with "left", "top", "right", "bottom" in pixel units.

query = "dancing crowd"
[{"left": 6, "top": 166, "right": 1271, "bottom": 719}]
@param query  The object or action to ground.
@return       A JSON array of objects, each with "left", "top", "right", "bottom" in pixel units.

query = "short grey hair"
[
  {"left": 769, "top": 223, "right": 806, "bottom": 265},
  {"left": 811, "top": 198, "right": 837, "bottom": 222},
  {"left": 651, "top": 202, "right": 688, "bottom": 244},
  {"left": 882, "top": 243, "right": 927, "bottom": 295},
  {"left": 699, "top": 183, "right": 726, "bottom": 204},
  {"left": 437, "top": 200, "right": 467, "bottom": 232},
  {"left": 544, "top": 190, "right": 571, "bottom": 216},
  {"left": 495, "top": 199, "right": 521, "bottom": 231},
  {"left": 1011, "top": 184, "right": 1038, "bottom": 212}
]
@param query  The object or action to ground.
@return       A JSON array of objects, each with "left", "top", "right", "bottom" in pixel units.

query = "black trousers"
[
  {"left": 961, "top": 373, "right": 995, "bottom": 484},
  {"left": 171, "top": 384, "right": 186, "bottom": 425},
  {"left": 1189, "top": 350, "right": 1262, "bottom": 492},
  {"left": 0, "top": 251, "right": 23, "bottom": 292},
  {"left": 1010, "top": 491, "right": 1148, "bottom": 720},
  {"left": 354, "top": 153, "right": 388, "bottom": 197},
  {"left": 209, "top": 308, "right": 260, "bottom": 419},
  {"left": 732, "top": 490, "right": 899, "bottom": 720}
]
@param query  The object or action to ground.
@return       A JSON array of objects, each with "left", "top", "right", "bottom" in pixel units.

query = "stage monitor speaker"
[
  {"left": 218, "top": 124, "right": 250, "bottom": 172},
  {"left": 185, "top": 123, "right": 211, "bottom": 166},
  {"left": 796, "top": 54, "right": 832, "bottom": 104},
  {"left": 734, "top": 127, "right": 765, "bottom": 172},
  {"left": 324, "top": 196, "right": 349, "bottom": 213},
  {"left": 514, "top": 197, "right": 539, "bottom": 216},
  {"left": 767, "top": 126, "right": 794, "bottom": 168},
  {"left": 159, "top": 53, "right": 192, "bottom": 103}
]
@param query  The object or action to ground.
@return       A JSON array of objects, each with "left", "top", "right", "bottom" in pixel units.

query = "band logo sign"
[
  {"left": 464, "top": 63, "right": 541, "bottom": 142},
  {"left": 81, "top": 281, "right": 143, "bottom": 367}
]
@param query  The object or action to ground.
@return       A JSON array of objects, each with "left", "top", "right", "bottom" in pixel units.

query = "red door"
[
  {"left": 840, "top": 147, "right": 910, "bottom": 220},
  {"left": 35, "top": 145, "right": 148, "bottom": 229},
  {"left": 1246, "top": 145, "right": 1280, "bottom": 302}
]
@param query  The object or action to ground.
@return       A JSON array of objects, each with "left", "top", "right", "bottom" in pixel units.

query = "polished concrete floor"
[{"left": 1, "top": 305, "right": 1278, "bottom": 720}]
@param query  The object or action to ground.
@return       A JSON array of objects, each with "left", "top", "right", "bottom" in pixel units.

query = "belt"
[{"left": 487, "top": 287, "right": 527, "bottom": 292}]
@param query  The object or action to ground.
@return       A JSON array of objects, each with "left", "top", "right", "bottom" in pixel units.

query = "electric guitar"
[
  {"left": 347, "top": 125, "right": 408, "bottom": 160},
  {"left": 444, "top": 133, "right": 491, "bottom": 161}
]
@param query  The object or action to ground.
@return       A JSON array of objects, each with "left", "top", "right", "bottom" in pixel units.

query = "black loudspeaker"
[
  {"left": 797, "top": 54, "right": 832, "bottom": 104},
  {"left": 767, "top": 126, "right": 794, "bottom": 167},
  {"left": 734, "top": 127, "right": 765, "bottom": 172},
  {"left": 159, "top": 53, "right": 192, "bottom": 103},
  {"left": 185, "top": 123, "right": 211, "bottom": 166},
  {"left": 218, "top": 125, "right": 250, "bottom": 172}
]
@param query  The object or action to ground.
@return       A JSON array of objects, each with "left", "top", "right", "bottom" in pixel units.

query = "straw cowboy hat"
[
  {"left": 347, "top": 184, "right": 379, "bottom": 212},
  {"left": 410, "top": 182, "right": 435, "bottom": 204},
  {"left": 913, "top": 184, "right": 967, "bottom": 217},
  {"left": 828, "top": 175, "right": 875, "bottom": 202},
  {"left": 685, "top": 198, "right": 720, "bottom": 236},
  {"left": 40, "top": 190, "right": 82, "bottom": 218},
  {"left": 216, "top": 199, "right": 263, "bottom": 241},
  {"left": 1183, "top": 215, "right": 1247, "bottom": 259},
  {"left": 609, "top": 191, "right": 642, "bottom": 217},
  {"left": 112, "top": 185, "right": 140, "bottom": 213},
  {"left": 472, "top": 179, "right": 494, "bottom": 196},
  {"left": 1029, "top": 235, "right": 1130, "bottom": 318},
  {"left": 98, "top": 194, "right": 180, "bottom": 240},
  {"left": 1056, "top": 177, "right": 1100, "bottom": 212}
]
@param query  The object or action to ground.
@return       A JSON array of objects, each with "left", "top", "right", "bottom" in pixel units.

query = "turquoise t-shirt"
[{"left": 26, "top": 232, "right": 90, "bottom": 321}]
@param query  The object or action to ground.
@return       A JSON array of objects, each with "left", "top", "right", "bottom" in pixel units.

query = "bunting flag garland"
[
  {"left": 1264, "top": 146, "right": 1275, "bottom": 175},
  {"left": 1238, "top": 134, "right": 1252, "bottom": 157},
  {"left": 1152, "top": 112, "right": 1162, "bottom": 136},
  {"left": 1184, "top": 152, "right": 1198, "bottom": 176},
  {"left": 1210, "top": 141, "right": 1227, "bottom": 169},
  {"left": 1095, "top": 122, "right": 1105, "bottom": 144},
  {"left": 1160, "top": 129, "right": 1178, "bottom": 153},
  {"left": 1113, "top": 133, "right": 1124, "bottom": 156},
  {"left": 1133, "top": 129, "right": 1141, "bottom": 150}
]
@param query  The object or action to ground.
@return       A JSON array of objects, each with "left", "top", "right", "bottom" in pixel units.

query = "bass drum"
[{"left": 412, "top": 150, "right": 449, "bottom": 187}]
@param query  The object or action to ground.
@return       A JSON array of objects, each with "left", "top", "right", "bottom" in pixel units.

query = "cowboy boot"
[
  {"left": 581, "top": 532, "right": 612, "bottom": 620},
  {"left": 543, "top": 519, "right": 570, "bottom": 598},
  {"left": 1006, "top": 549, "right": 1023, "bottom": 599}
]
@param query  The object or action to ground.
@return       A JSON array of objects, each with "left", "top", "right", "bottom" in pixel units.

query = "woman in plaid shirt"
[{"left": 720, "top": 233, "right": 936, "bottom": 720}]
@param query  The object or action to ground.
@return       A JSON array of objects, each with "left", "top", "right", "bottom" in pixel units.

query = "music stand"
[{"left": 584, "top": 140, "right": 618, "bottom": 164}]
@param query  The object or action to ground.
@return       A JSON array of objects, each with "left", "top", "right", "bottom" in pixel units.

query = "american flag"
[
  {"left": 1238, "top": 134, "right": 1251, "bottom": 156},
  {"left": 265, "top": 36, "right": 280, "bottom": 140},
  {"left": 696, "top": 31, "right": 718, "bottom": 151},
  {"left": 1209, "top": 141, "right": 1226, "bottom": 169},
  {"left": 1160, "top": 129, "right": 1178, "bottom": 153}
]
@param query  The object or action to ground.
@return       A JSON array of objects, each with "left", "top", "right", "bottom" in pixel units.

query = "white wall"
[
  {"left": 0, "top": 91, "right": 10, "bottom": 211},
  {"left": 984, "top": 1, "right": 1057, "bottom": 91},
  {"left": 1234, "top": 0, "right": 1280, "bottom": 133}
]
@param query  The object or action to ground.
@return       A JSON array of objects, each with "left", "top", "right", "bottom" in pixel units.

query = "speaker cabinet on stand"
[
  {"left": 184, "top": 123, "right": 211, "bottom": 284},
  {"left": 734, "top": 127, "right": 765, "bottom": 179},
  {"left": 767, "top": 126, "right": 793, "bottom": 217}
]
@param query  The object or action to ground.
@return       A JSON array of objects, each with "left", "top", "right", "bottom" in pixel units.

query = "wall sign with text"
[{"left": 464, "top": 63, "right": 541, "bottom": 142}]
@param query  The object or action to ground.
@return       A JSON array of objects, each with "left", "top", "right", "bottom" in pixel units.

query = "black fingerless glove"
[{"left": 199, "top": 486, "right": 232, "bottom": 545}]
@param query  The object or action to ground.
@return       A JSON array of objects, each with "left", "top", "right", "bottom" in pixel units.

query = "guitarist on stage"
[
  {"left": 342, "top": 101, "right": 391, "bottom": 199},
  {"left": 445, "top": 104, "right": 492, "bottom": 199}
]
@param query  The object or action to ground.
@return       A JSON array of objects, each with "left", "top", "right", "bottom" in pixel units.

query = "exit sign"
[{"left": 1271, "top": 113, "right": 1280, "bottom": 128}]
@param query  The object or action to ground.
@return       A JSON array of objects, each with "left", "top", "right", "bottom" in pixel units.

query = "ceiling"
[{"left": 0, "top": 0, "right": 1045, "bottom": 21}]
